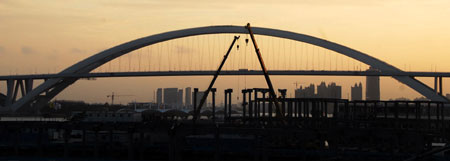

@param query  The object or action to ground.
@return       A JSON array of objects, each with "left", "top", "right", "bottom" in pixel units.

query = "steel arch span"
[{"left": 7, "top": 25, "right": 448, "bottom": 112}]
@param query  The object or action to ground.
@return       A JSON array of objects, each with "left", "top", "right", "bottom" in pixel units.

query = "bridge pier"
[
  {"left": 193, "top": 88, "right": 198, "bottom": 122},
  {"left": 224, "top": 89, "right": 227, "bottom": 121},
  {"left": 261, "top": 90, "right": 268, "bottom": 118},
  {"left": 227, "top": 89, "right": 232, "bottom": 120},
  {"left": 242, "top": 89, "right": 247, "bottom": 121},
  {"left": 224, "top": 89, "right": 232, "bottom": 120},
  {"left": 278, "top": 89, "right": 287, "bottom": 117},
  {"left": 248, "top": 89, "right": 253, "bottom": 120},
  {"left": 211, "top": 88, "right": 216, "bottom": 122},
  {"left": 254, "top": 89, "right": 258, "bottom": 119}
]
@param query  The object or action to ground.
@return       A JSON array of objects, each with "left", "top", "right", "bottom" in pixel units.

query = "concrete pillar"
[
  {"left": 211, "top": 88, "right": 216, "bottom": 121},
  {"left": 227, "top": 89, "right": 232, "bottom": 119},
  {"left": 242, "top": 89, "right": 247, "bottom": 119},
  {"left": 278, "top": 89, "right": 287, "bottom": 117},
  {"left": 193, "top": 88, "right": 198, "bottom": 120},
  {"left": 262, "top": 90, "right": 267, "bottom": 118},
  {"left": 294, "top": 101, "right": 298, "bottom": 118},
  {"left": 311, "top": 101, "right": 317, "bottom": 118},
  {"left": 305, "top": 101, "right": 310, "bottom": 118},
  {"left": 288, "top": 100, "right": 292, "bottom": 118},
  {"left": 224, "top": 89, "right": 228, "bottom": 121},
  {"left": 268, "top": 97, "right": 273, "bottom": 121},
  {"left": 333, "top": 101, "right": 338, "bottom": 118},
  {"left": 248, "top": 90, "right": 253, "bottom": 119},
  {"left": 254, "top": 89, "right": 258, "bottom": 119}
]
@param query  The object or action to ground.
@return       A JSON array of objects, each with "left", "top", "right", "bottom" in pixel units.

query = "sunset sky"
[{"left": 1, "top": 0, "right": 450, "bottom": 104}]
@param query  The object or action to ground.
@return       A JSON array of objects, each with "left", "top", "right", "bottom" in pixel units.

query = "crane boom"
[
  {"left": 193, "top": 35, "right": 240, "bottom": 122},
  {"left": 245, "top": 23, "right": 283, "bottom": 118}
]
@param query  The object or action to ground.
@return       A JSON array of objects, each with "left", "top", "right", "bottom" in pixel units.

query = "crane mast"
[{"left": 106, "top": 92, "right": 133, "bottom": 105}]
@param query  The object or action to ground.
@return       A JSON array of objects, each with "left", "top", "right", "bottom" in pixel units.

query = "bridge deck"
[{"left": 1, "top": 70, "right": 450, "bottom": 80}]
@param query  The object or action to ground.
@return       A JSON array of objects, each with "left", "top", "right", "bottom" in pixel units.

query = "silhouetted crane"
[
  {"left": 293, "top": 81, "right": 305, "bottom": 89},
  {"left": 106, "top": 92, "right": 134, "bottom": 105}
]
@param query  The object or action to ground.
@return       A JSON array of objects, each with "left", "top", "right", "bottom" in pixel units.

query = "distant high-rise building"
[
  {"left": 317, "top": 82, "right": 328, "bottom": 98},
  {"left": 157, "top": 88, "right": 163, "bottom": 105},
  {"left": 316, "top": 82, "right": 342, "bottom": 99},
  {"left": 177, "top": 89, "right": 183, "bottom": 109},
  {"left": 366, "top": 67, "right": 380, "bottom": 100},
  {"left": 295, "top": 84, "right": 315, "bottom": 98},
  {"left": 295, "top": 82, "right": 341, "bottom": 99},
  {"left": 185, "top": 87, "right": 191, "bottom": 108},
  {"left": 351, "top": 82, "right": 363, "bottom": 101},
  {"left": 328, "top": 82, "right": 342, "bottom": 99},
  {"left": 164, "top": 88, "right": 178, "bottom": 108}
]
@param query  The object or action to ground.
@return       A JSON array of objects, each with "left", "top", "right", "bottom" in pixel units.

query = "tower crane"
[
  {"left": 293, "top": 81, "right": 304, "bottom": 89},
  {"left": 106, "top": 92, "right": 134, "bottom": 105}
]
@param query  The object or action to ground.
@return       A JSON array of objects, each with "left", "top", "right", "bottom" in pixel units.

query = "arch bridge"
[{"left": 1, "top": 25, "right": 448, "bottom": 112}]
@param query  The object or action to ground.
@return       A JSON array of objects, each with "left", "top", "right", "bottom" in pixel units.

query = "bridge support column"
[
  {"left": 268, "top": 96, "right": 272, "bottom": 123},
  {"left": 242, "top": 89, "right": 247, "bottom": 120},
  {"left": 227, "top": 89, "right": 232, "bottom": 120},
  {"left": 254, "top": 89, "right": 258, "bottom": 119},
  {"left": 278, "top": 89, "right": 287, "bottom": 117},
  {"left": 224, "top": 89, "right": 227, "bottom": 121},
  {"left": 248, "top": 90, "right": 253, "bottom": 120},
  {"left": 211, "top": 88, "right": 216, "bottom": 122},
  {"left": 193, "top": 88, "right": 198, "bottom": 121},
  {"left": 262, "top": 90, "right": 267, "bottom": 118}
]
